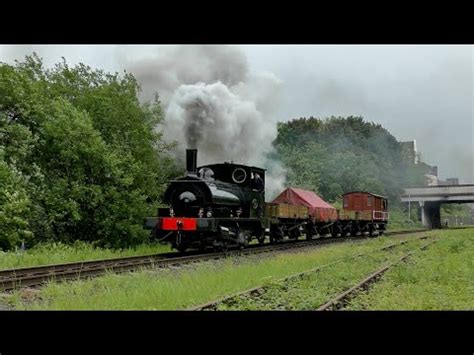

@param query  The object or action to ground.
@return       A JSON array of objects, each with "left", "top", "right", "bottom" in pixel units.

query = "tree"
[
  {"left": 0, "top": 54, "right": 176, "bottom": 249},
  {"left": 0, "top": 149, "right": 32, "bottom": 249},
  {"left": 274, "top": 116, "right": 427, "bottom": 204}
]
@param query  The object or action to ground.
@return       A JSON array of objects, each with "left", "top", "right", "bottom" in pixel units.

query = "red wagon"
[{"left": 341, "top": 191, "right": 389, "bottom": 221}]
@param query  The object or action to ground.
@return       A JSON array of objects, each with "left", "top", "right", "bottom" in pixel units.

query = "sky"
[{"left": 1, "top": 44, "right": 472, "bottom": 182}]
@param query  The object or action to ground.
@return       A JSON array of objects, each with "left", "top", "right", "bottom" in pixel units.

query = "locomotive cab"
[
  {"left": 162, "top": 150, "right": 266, "bottom": 219},
  {"left": 197, "top": 162, "right": 266, "bottom": 218}
]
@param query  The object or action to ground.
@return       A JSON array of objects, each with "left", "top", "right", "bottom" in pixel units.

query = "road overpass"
[{"left": 401, "top": 185, "right": 474, "bottom": 228}]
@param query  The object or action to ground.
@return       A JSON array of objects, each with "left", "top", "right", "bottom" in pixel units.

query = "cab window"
[{"left": 250, "top": 171, "right": 264, "bottom": 191}]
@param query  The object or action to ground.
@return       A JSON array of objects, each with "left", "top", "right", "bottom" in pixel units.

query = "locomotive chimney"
[{"left": 186, "top": 149, "right": 198, "bottom": 175}]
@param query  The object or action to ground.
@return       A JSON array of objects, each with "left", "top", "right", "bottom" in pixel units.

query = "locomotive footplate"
[{"left": 156, "top": 217, "right": 268, "bottom": 232}]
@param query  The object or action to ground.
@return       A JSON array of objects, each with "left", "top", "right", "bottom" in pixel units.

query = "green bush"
[
  {"left": 0, "top": 151, "right": 32, "bottom": 249},
  {"left": 0, "top": 54, "right": 179, "bottom": 250}
]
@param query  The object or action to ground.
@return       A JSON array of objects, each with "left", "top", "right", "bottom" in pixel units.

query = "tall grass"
[
  {"left": 0, "top": 241, "right": 171, "bottom": 270},
  {"left": 346, "top": 228, "right": 474, "bottom": 310},
  {"left": 7, "top": 232, "right": 435, "bottom": 310},
  {"left": 386, "top": 208, "right": 423, "bottom": 231},
  {"left": 217, "top": 239, "right": 428, "bottom": 310}
]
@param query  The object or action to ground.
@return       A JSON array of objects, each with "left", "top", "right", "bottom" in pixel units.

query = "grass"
[
  {"left": 0, "top": 241, "right": 172, "bottom": 270},
  {"left": 5, "top": 232, "right": 435, "bottom": 310},
  {"left": 216, "top": 238, "right": 429, "bottom": 310},
  {"left": 386, "top": 208, "right": 423, "bottom": 231},
  {"left": 346, "top": 228, "right": 474, "bottom": 310}
]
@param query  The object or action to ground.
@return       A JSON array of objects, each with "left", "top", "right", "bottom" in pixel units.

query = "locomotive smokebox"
[{"left": 186, "top": 149, "right": 198, "bottom": 175}]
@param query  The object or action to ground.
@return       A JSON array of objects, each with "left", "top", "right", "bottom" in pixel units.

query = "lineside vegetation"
[
  {"left": 5, "top": 232, "right": 438, "bottom": 310},
  {"left": 0, "top": 241, "right": 171, "bottom": 270},
  {"left": 346, "top": 228, "right": 474, "bottom": 310}
]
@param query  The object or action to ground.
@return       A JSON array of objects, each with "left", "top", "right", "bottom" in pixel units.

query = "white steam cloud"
[{"left": 121, "top": 45, "right": 286, "bottom": 199}]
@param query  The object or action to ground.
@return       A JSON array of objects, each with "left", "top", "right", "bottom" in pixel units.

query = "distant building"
[
  {"left": 424, "top": 165, "right": 439, "bottom": 186},
  {"left": 400, "top": 140, "right": 419, "bottom": 164},
  {"left": 435, "top": 177, "right": 460, "bottom": 186},
  {"left": 424, "top": 174, "right": 439, "bottom": 186},
  {"left": 445, "top": 178, "right": 459, "bottom": 185}
]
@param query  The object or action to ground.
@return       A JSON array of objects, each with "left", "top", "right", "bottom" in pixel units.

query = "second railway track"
[
  {"left": 190, "top": 233, "right": 433, "bottom": 310},
  {"left": 0, "top": 228, "right": 430, "bottom": 292}
]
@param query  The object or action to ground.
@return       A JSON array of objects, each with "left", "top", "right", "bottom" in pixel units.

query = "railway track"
[
  {"left": 190, "top": 234, "right": 433, "bottom": 310},
  {"left": 0, "top": 228, "right": 428, "bottom": 292},
  {"left": 317, "top": 238, "right": 437, "bottom": 311}
]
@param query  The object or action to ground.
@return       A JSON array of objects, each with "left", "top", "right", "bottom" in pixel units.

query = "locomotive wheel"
[
  {"left": 238, "top": 231, "right": 251, "bottom": 247},
  {"left": 258, "top": 234, "right": 266, "bottom": 244},
  {"left": 177, "top": 245, "right": 187, "bottom": 253}
]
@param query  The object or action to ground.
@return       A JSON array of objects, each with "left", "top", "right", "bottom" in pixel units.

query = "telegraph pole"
[{"left": 408, "top": 193, "right": 411, "bottom": 222}]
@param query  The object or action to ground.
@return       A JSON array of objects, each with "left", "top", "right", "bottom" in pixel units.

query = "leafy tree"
[
  {"left": 275, "top": 116, "right": 428, "bottom": 205},
  {"left": 0, "top": 54, "right": 176, "bottom": 250},
  {"left": 0, "top": 149, "right": 32, "bottom": 249}
]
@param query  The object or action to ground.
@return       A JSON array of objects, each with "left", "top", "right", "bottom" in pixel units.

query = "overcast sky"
[{"left": 1, "top": 45, "right": 472, "bottom": 182}]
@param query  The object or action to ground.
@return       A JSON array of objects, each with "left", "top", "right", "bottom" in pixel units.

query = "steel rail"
[{"left": 317, "top": 239, "right": 437, "bottom": 311}]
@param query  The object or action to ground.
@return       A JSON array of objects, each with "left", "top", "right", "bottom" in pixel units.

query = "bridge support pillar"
[{"left": 419, "top": 201, "right": 441, "bottom": 229}]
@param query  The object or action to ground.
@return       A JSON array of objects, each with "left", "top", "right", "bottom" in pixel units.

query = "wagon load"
[
  {"left": 268, "top": 187, "right": 337, "bottom": 222},
  {"left": 265, "top": 203, "right": 308, "bottom": 219}
]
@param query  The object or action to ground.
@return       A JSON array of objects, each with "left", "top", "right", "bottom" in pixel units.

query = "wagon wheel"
[
  {"left": 270, "top": 225, "right": 281, "bottom": 244},
  {"left": 289, "top": 228, "right": 300, "bottom": 240},
  {"left": 304, "top": 222, "right": 312, "bottom": 241},
  {"left": 369, "top": 227, "right": 378, "bottom": 237}
]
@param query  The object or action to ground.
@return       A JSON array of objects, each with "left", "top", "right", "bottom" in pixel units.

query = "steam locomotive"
[{"left": 144, "top": 149, "right": 389, "bottom": 252}]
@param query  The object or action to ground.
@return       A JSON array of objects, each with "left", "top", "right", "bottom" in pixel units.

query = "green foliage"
[
  {"left": 6, "top": 231, "right": 436, "bottom": 310},
  {"left": 0, "top": 54, "right": 177, "bottom": 250},
  {"left": 347, "top": 229, "right": 474, "bottom": 310},
  {"left": 386, "top": 207, "right": 423, "bottom": 230},
  {"left": 0, "top": 240, "right": 170, "bottom": 270},
  {"left": 0, "top": 150, "right": 32, "bottom": 249},
  {"left": 217, "top": 238, "right": 428, "bottom": 310},
  {"left": 440, "top": 203, "right": 471, "bottom": 218},
  {"left": 275, "top": 116, "right": 430, "bottom": 204}
]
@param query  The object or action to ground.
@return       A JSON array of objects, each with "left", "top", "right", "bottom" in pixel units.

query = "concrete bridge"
[{"left": 401, "top": 184, "right": 474, "bottom": 228}]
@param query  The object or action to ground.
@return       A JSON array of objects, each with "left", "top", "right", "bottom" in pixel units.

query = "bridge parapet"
[{"left": 401, "top": 184, "right": 474, "bottom": 203}]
